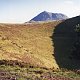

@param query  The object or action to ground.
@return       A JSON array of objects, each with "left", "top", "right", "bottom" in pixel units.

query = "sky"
[{"left": 0, "top": 0, "right": 80, "bottom": 23}]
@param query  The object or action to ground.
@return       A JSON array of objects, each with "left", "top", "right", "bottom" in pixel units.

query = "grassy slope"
[
  {"left": 52, "top": 16, "right": 80, "bottom": 70},
  {"left": 0, "top": 21, "right": 61, "bottom": 69},
  {"left": 0, "top": 65, "right": 80, "bottom": 80}
]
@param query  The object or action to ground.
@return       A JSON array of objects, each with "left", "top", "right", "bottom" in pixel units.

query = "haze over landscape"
[{"left": 0, "top": 0, "right": 80, "bottom": 23}]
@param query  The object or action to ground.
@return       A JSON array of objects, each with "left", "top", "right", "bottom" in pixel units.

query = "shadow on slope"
[{"left": 52, "top": 16, "right": 80, "bottom": 70}]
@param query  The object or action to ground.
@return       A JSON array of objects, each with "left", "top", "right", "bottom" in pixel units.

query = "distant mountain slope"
[{"left": 30, "top": 11, "right": 68, "bottom": 21}]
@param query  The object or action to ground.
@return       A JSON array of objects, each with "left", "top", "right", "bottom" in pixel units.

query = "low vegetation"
[
  {"left": 0, "top": 17, "right": 80, "bottom": 79},
  {"left": 71, "top": 24, "right": 80, "bottom": 59},
  {"left": 0, "top": 21, "right": 61, "bottom": 69},
  {"left": 0, "top": 65, "right": 80, "bottom": 80}
]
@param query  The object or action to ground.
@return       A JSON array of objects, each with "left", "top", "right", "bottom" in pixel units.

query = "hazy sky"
[{"left": 0, "top": 0, "right": 80, "bottom": 23}]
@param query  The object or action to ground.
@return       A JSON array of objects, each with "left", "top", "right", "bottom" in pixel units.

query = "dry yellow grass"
[{"left": 0, "top": 21, "right": 61, "bottom": 69}]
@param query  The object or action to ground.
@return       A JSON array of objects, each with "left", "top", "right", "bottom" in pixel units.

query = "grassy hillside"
[
  {"left": 0, "top": 17, "right": 80, "bottom": 79},
  {"left": 0, "top": 16, "right": 80, "bottom": 71},
  {"left": 52, "top": 16, "right": 80, "bottom": 70},
  {"left": 0, "top": 65, "right": 80, "bottom": 80},
  {"left": 0, "top": 21, "right": 61, "bottom": 69}
]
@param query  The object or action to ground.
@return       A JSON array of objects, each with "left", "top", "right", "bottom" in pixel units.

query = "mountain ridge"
[{"left": 30, "top": 11, "right": 68, "bottom": 22}]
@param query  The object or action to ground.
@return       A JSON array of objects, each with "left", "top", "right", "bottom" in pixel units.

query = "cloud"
[{"left": 64, "top": 0, "right": 74, "bottom": 4}]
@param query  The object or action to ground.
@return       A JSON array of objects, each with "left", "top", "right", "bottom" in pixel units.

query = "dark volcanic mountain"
[{"left": 30, "top": 11, "right": 68, "bottom": 21}]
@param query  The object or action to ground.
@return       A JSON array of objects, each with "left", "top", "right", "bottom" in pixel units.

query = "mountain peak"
[
  {"left": 43, "top": 11, "right": 48, "bottom": 13},
  {"left": 30, "top": 11, "right": 68, "bottom": 21}
]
